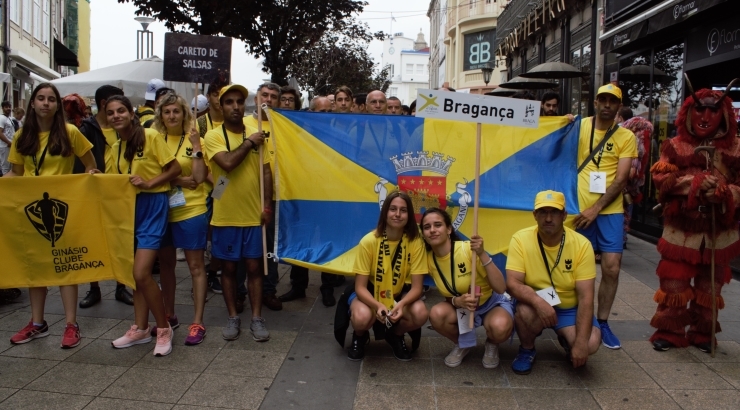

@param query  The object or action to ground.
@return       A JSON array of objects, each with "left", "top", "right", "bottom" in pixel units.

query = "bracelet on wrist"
[
  {"left": 482, "top": 256, "right": 493, "bottom": 267},
  {"left": 451, "top": 296, "right": 457, "bottom": 308}
]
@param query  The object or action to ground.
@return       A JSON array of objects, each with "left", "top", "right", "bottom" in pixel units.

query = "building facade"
[
  {"left": 1, "top": 0, "right": 79, "bottom": 107},
  {"left": 600, "top": 0, "right": 737, "bottom": 238},
  {"left": 495, "top": 0, "right": 599, "bottom": 116},
  {"left": 429, "top": 0, "right": 507, "bottom": 94},
  {"left": 381, "top": 32, "right": 430, "bottom": 105}
]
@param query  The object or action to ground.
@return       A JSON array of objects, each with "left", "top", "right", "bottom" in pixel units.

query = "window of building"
[
  {"left": 33, "top": 0, "right": 41, "bottom": 40},
  {"left": 10, "top": 0, "right": 20, "bottom": 23},
  {"left": 416, "top": 64, "right": 424, "bottom": 74},
  {"left": 42, "top": 0, "right": 50, "bottom": 45},
  {"left": 22, "top": 0, "right": 31, "bottom": 32},
  {"left": 389, "top": 87, "right": 398, "bottom": 97},
  {"left": 406, "top": 64, "right": 413, "bottom": 74}
]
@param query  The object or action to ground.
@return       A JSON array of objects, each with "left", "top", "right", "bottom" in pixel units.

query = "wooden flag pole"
[
  {"left": 469, "top": 122, "right": 482, "bottom": 328},
  {"left": 257, "top": 103, "right": 268, "bottom": 276}
]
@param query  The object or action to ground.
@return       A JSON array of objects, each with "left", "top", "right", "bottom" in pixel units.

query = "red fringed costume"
[{"left": 649, "top": 84, "right": 739, "bottom": 348}]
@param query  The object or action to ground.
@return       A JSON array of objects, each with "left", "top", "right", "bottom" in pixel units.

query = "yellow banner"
[{"left": 0, "top": 174, "right": 136, "bottom": 288}]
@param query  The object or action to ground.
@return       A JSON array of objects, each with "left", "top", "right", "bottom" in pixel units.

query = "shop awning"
[
  {"left": 8, "top": 49, "right": 61, "bottom": 79},
  {"left": 601, "top": 20, "right": 648, "bottom": 53},
  {"left": 54, "top": 39, "right": 79, "bottom": 67}
]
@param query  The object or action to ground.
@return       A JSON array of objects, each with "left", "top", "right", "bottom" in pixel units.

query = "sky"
[{"left": 89, "top": 0, "right": 432, "bottom": 87}]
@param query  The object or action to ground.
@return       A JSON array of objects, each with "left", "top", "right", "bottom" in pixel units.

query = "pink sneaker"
[
  {"left": 153, "top": 326, "right": 173, "bottom": 357},
  {"left": 111, "top": 325, "right": 152, "bottom": 348}
]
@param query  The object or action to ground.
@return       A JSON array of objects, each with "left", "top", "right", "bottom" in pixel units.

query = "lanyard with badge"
[
  {"left": 116, "top": 137, "right": 131, "bottom": 175},
  {"left": 433, "top": 242, "right": 475, "bottom": 334},
  {"left": 31, "top": 142, "right": 49, "bottom": 176},
  {"left": 211, "top": 125, "right": 246, "bottom": 200},
  {"left": 166, "top": 133, "right": 187, "bottom": 208},
  {"left": 580, "top": 117, "right": 619, "bottom": 194},
  {"left": 536, "top": 233, "right": 565, "bottom": 306}
]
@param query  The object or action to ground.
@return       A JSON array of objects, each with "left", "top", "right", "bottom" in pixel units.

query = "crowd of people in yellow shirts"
[{"left": 2, "top": 78, "right": 668, "bottom": 377}]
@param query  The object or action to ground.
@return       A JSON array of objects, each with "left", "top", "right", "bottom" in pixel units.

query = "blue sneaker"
[
  {"left": 600, "top": 321, "right": 621, "bottom": 349},
  {"left": 511, "top": 346, "right": 536, "bottom": 375}
]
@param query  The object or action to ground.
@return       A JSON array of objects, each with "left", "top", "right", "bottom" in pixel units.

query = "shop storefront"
[{"left": 600, "top": 0, "right": 738, "bottom": 239}]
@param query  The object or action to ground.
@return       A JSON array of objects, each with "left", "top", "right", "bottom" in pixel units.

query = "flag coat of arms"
[
  {"left": 0, "top": 174, "right": 136, "bottom": 288},
  {"left": 269, "top": 110, "right": 581, "bottom": 275}
]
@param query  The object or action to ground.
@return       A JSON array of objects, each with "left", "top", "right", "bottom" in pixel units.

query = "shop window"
[{"left": 569, "top": 43, "right": 591, "bottom": 116}]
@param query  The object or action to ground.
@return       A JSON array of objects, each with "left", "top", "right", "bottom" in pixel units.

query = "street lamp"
[
  {"left": 135, "top": 16, "right": 156, "bottom": 59},
  {"left": 481, "top": 65, "right": 494, "bottom": 87}
]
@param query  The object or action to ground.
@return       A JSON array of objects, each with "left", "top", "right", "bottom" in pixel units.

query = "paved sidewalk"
[{"left": 0, "top": 235, "right": 738, "bottom": 409}]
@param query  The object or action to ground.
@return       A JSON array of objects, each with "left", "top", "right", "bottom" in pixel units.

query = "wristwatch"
[{"left": 191, "top": 151, "right": 204, "bottom": 159}]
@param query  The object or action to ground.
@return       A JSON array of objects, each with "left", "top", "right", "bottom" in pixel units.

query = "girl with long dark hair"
[
  {"left": 105, "top": 96, "right": 181, "bottom": 356},
  {"left": 152, "top": 93, "right": 209, "bottom": 345},
  {"left": 419, "top": 208, "right": 513, "bottom": 369},
  {"left": 6, "top": 83, "right": 99, "bottom": 349},
  {"left": 348, "top": 191, "right": 429, "bottom": 361}
]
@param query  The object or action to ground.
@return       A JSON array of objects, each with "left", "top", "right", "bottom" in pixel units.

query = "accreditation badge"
[
  {"left": 536, "top": 286, "right": 562, "bottom": 307},
  {"left": 589, "top": 171, "right": 607, "bottom": 193},
  {"left": 168, "top": 187, "right": 186, "bottom": 208},
  {"left": 211, "top": 175, "right": 230, "bottom": 200}
]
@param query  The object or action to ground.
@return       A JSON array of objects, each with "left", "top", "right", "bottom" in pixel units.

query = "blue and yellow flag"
[
  {"left": 270, "top": 110, "right": 580, "bottom": 275},
  {"left": 0, "top": 174, "right": 136, "bottom": 288}
]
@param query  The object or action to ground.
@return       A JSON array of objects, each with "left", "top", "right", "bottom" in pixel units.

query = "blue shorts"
[
  {"left": 205, "top": 191, "right": 213, "bottom": 222},
  {"left": 211, "top": 226, "right": 263, "bottom": 261},
  {"left": 162, "top": 212, "right": 208, "bottom": 250},
  {"left": 576, "top": 213, "right": 624, "bottom": 253},
  {"left": 134, "top": 193, "right": 169, "bottom": 251},
  {"left": 553, "top": 306, "right": 599, "bottom": 331}
]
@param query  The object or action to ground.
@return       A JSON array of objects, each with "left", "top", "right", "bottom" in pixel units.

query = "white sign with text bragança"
[{"left": 415, "top": 89, "right": 541, "bottom": 128}]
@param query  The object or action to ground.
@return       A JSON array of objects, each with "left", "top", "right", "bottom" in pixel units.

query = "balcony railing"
[{"left": 447, "top": 0, "right": 504, "bottom": 33}]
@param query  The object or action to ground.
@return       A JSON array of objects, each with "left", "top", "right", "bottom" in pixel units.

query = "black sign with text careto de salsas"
[{"left": 163, "top": 33, "right": 232, "bottom": 83}]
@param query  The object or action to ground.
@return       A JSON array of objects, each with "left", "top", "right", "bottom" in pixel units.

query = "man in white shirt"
[{"left": 0, "top": 113, "right": 15, "bottom": 175}]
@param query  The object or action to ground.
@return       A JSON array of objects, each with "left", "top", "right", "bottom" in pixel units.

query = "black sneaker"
[
  {"left": 652, "top": 339, "right": 674, "bottom": 352},
  {"left": 115, "top": 285, "right": 134, "bottom": 306},
  {"left": 321, "top": 287, "right": 336, "bottom": 307},
  {"left": 385, "top": 332, "right": 412, "bottom": 361},
  {"left": 79, "top": 287, "right": 101, "bottom": 308},
  {"left": 348, "top": 332, "right": 368, "bottom": 361},
  {"left": 208, "top": 273, "right": 223, "bottom": 294},
  {"left": 693, "top": 341, "right": 712, "bottom": 353}
]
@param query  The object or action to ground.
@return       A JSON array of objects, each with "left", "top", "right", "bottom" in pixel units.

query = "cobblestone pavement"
[{"left": 0, "top": 235, "right": 738, "bottom": 409}]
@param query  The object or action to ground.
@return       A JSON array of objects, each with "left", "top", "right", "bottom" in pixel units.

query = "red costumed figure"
[{"left": 649, "top": 76, "right": 739, "bottom": 352}]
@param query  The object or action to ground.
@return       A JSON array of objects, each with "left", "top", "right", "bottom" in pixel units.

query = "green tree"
[
  {"left": 288, "top": 18, "right": 389, "bottom": 95},
  {"left": 121, "top": 0, "right": 367, "bottom": 84}
]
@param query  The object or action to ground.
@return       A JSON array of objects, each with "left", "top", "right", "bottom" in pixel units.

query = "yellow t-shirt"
[
  {"left": 244, "top": 115, "right": 276, "bottom": 200},
  {"left": 102, "top": 127, "right": 118, "bottom": 174},
  {"left": 164, "top": 133, "right": 209, "bottom": 223},
  {"left": 506, "top": 225, "right": 595, "bottom": 309},
  {"left": 8, "top": 124, "right": 93, "bottom": 176},
  {"left": 136, "top": 106, "right": 155, "bottom": 126},
  {"left": 204, "top": 124, "right": 267, "bottom": 227},
  {"left": 111, "top": 128, "right": 175, "bottom": 193},
  {"left": 353, "top": 232, "right": 427, "bottom": 297},
  {"left": 577, "top": 117, "right": 638, "bottom": 214},
  {"left": 427, "top": 241, "right": 493, "bottom": 305}
]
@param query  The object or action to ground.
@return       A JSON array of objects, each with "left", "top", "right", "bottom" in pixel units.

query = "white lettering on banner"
[
  {"left": 673, "top": 1, "right": 696, "bottom": 20},
  {"left": 707, "top": 27, "right": 740, "bottom": 56},
  {"left": 415, "top": 89, "right": 540, "bottom": 128}
]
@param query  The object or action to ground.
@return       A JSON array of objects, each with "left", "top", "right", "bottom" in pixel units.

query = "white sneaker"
[
  {"left": 444, "top": 345, "right": 470, "bottom": 368},
  {"left": 176, "top": 248, "right": 186, "bottom": 261},
  {"left": 482, "top": 340, "right": 500, "bottom": 368}
]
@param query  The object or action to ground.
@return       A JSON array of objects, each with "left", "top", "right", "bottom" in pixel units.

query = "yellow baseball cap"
[
  {"left": 219, "top": 84, "right": 249, "bottom": 102},
  {"left": 534, "top": 190, "right": 566, "bottom": 211},
  {"left": 596, "top": 84, "right": 622, "bottom": 101}
]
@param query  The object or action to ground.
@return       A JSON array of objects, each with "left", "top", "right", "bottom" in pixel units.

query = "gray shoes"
[
  {"left": 222, "top": 316, "right": 270, "bottom": 342},
  {"left": 222, "top": 316, "right": 241, "bottom": 340},
  {"left": 250, "top": 317, "right": 270, "bottom": 342}
]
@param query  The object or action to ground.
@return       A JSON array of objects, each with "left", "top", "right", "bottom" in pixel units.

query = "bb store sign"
[{"left": 463, "top": 29, "right": 496, "bottom": 71}]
